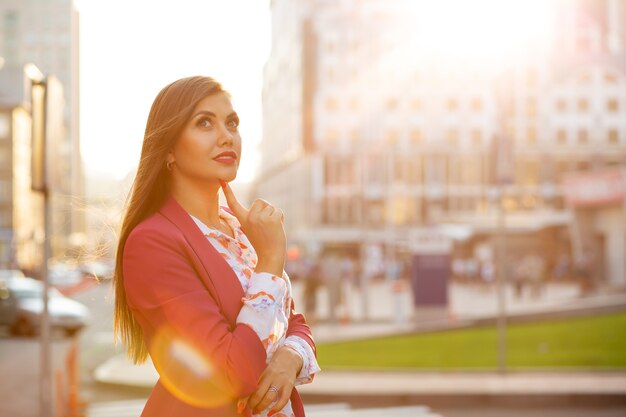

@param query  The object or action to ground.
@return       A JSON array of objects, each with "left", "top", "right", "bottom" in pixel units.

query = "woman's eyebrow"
[
  {"left": 192, "top": 110, "right": 238, "bottom": 119},
  {"left": 192, "top": 110, "right": 216, "bottom": 119}
]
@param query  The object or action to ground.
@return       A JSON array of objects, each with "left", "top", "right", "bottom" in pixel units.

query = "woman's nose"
[{"left": 217, "top": 124, "right": 234, "bottom": 146}]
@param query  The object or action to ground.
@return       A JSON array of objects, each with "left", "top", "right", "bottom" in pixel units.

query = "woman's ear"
[{"left": 166, "top": 152, "right": 176, "bottom": 171}]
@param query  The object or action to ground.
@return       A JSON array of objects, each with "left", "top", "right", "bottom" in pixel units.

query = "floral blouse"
[{"left": 189, "top": 209, "right": 320, "bottom": 417}]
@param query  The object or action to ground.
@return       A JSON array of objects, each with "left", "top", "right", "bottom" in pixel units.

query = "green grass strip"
[{"left": 317, "top": 312, "right": 626, "bottom": 370}]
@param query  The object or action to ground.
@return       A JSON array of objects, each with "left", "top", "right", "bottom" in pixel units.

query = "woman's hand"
[
  {"left": 220, "top": 180, "right": 286, "bottom": 276},
  {"left": 246, "top": 346, "right": 303, "bottom": 415}
]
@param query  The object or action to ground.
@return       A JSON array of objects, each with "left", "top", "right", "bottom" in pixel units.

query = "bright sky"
[{"left": 77, "top": 0, "right": 271, "bottom": 182}]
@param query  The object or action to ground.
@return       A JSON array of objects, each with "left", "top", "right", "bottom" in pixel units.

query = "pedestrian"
[
  {"left": 113, "top": 76, "right": 320, "bottom": 417},
  {"left": 301, "top": 257, "right": 321, "bottom": 325}
]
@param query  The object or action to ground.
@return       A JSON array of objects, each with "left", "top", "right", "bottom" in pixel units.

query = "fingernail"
[
  {"left": 219, "top": 180, "right": 227, "bottom": 188},
  {"left": 252, "top": 409, "right": 259, "bottom": 415},
  {"left": 268, "top": 410, "right": 277, "bottom": 417},
  {"left": 237, "top": 400, "right": 244, "bottom": 414}
]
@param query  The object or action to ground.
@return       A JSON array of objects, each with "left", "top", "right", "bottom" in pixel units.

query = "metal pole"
[
  {"left": 40, "top": 186, "right": 52, "bottom": 417},
  {"left": 26, "top": 63, "right": 52, "bottom": 417},
  {"left": 495, "top": 185, "right": 507, "bottom": 372}
]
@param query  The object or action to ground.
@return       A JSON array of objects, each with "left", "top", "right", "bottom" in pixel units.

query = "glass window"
[
  {"left": 471, "top": 129, "right": 482, "bottom": 145},
  {"left": 0, "top": 113, "right": 9, "bottom": 139},
  {"left": 326, "top": 128, "right": 338, "bottom": 142},
  {"left": 0, "top": 179, "right": 10, "bottom": 199},
  {"left": 577, "top": 98, "right": 589, "bottom": 112},
  {"left": 470, "top": 98, "right": 483, "bottom": 112},
  {"left": 411, "top": 99, "right": 422, "bottom": 111},
  {"left": 447, "top": 129, "right": 459, "bottom": 144},
  {"left": 555, "top": 99, "right": 567, "bottom": 112},
  {"left": 608, "top": 129, "right": 619, "bottom": 144},
  {"left": 607, "top": 99, "right": 619, "bottom": 112},
  {"left": 604, "top": 71, "right": 618, "bottom": 84},
  {"left": 578, "top": 129, "right": 588, "bottom": 144},
  {"left": 527, "top": 98, "right": 537, "bottom": 117},
  {"left": 527, "top": 126, "right": 537, "bottom": 144},
  {"left": 350, "top": 129, "right": 359, "bottom": 142},
  {"left": 557, "top": 129, "right": 567, "bottom": 144},
  {"left": 386, "top": 98, "right": 398, "bottom": 110},
  {"left": 447, "top": 98, "right": 458, "bottom": 112},
  {"left": 325, "top": 98, "right": 337, "bottom": 111},
  {"left": 410, "top": 129, "right": 422, "bottom": 143},
  {"left": 385, "top": 130, "right": 398, "bottom": 143}
]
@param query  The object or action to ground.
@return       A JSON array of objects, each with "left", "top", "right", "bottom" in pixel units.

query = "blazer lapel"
[{"left": 158, "top": 197, "right": 245, "bottom": 324}]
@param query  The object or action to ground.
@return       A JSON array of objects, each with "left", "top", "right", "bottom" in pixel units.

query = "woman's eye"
[
  {"left": 197, "top": 118, "right": 213, "bottom": 128},
  {"left": 227, "top": 119, "right": 239, "bottom": 129}
]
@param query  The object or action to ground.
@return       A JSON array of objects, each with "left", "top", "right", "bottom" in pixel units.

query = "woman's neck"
[{"left": 170, "top": 179, "right": 222, "bottom": 228}]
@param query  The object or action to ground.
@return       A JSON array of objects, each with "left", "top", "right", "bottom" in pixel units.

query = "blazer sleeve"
[
  {"left": 123, "top": 225, "right": 267, "bottom": 400},
  {"left": 285, "top": 299, "right": 317, "bottom": 357}
]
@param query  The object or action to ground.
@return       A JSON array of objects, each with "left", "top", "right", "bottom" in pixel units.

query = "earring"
[{"left": 166, "top": 161, "right": 174, "bottom": 171}]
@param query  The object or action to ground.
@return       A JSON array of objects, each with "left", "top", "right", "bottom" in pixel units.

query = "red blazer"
[{"left": 123, "top": 197, "right": 316, "bottom": 417}]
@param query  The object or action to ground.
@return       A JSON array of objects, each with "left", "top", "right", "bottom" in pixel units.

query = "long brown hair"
[{"left": 113, "top": 76, "right": 227, "bottom": 363}]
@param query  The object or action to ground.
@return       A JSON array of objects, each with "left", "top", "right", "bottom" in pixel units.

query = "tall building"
[
  {"left": 0, "top": 0, "right": 83, "bottom": 261},
  {"left": 257, "top": 0, "right": 626, "bottom": 287}
]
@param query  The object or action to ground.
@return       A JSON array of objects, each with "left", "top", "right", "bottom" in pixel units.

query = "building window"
[
  {"left": 527, "top": 69, "right": 538, "bottom": 88},
  {"left": 577, "top": 72, "right": 591, "bottom": 84},
  {"left": 578, "top": 129, "right": 589, "bottom": 144},
  {"left": 411, "top": 99, "right": 422, "bottom": 111},
  {"left": 326, "top": 128, "right": 339, "bottom": 142},
  {"left": 410, "top": 129, "right": 422, "bottom": 143},
  {"left": 527, "top": 126, "right": 537, "bottom": 144},
  {"left": 527, "top": 97, "right": 537, "bottom": 117},
  {"left": 576, "top": 160, "right": 590, "bottom": 171},
  {"left": 325, "top": 98, "right": 337, "bottom": 111},
  {"left": 447, "top": 98, "right": 458, "bottom": 112},
  {"left": 326, "top": 68, "right": 335, "bottom": 83},
  {"left": 556, "top": 129, "right": 567, "bottom": 144},
  {"left": 394, "top": 157, "right": 423, "bottom": 183},
  {"left": 0, "top": 211, "right": 10, "bottom": 228},
  {"left": 607, "top": 99, "right": 619, "bottom": 112},
  {"left": 0, "top": 112, "right": 9, "bottom": 140},
  {"left": 349, "top": 98, "right": 359, "bottom": 111},
  {"left": 0, "top": 179, "right": 10, "bottom": 202},
  {"left": 350, "top": 129, "right": 359, "bottom": 142},
  {"left": 471, "top": 129, "right": 482, "bottom": 145},
  {"left": 555, "top": 98, "right": 567, "bottom": 112},
  {"left": 447, "top": 129, "right": 459, "bottom": 144},
  {"left": 386, "top": 98, "right": 398, "bottom": 110},
  {"left": 516, "top": 159, "right": 539, "bottom": 185},
  {"left": 385, "top": 130, "right": 398, "bottom": 143},
  {"left": 577, "top": 98, "right": 589, "bottom": 112},
  {"left": 604, "top": 71, "right": 618, "bottom": 84},
  {"left": 608, "top": 129, "right": 619, "bottom": 144},
  {"left": 470, "top": 98, "right": 483, "bottom": 112},
  {"left": 366, "top": 155, "right": 386, "bottom": 184}
]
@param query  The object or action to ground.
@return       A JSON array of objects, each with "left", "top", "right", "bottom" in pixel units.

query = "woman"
[{"left": 114, "top": 76, "right": 320, "bottom": 417}]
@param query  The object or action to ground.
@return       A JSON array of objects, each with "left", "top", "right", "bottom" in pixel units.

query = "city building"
[
  {"left": 255, "top": 0, "right": 626, "bottom": 288},
  {"left": 0, "top": 0, "right": 84, "bottom": 261},
  {"left": 0, "top": 67, "right": 66, "bottom": 273}
]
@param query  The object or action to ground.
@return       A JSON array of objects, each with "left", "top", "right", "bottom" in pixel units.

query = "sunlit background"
[{"left": 1, "top": 0, "right": 625, "bottom": 416}]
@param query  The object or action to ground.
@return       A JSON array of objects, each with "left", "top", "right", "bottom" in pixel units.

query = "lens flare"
[{"left": 150, "top": 325, "right": 237, "bottom": 408}]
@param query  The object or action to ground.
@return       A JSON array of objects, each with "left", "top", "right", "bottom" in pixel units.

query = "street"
[{"left": 1, "top": 279, "right": 625, "bottom": 417}]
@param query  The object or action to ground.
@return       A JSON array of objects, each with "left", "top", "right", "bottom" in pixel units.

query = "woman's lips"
[{"left": 213, "top": 152, "right": 237, "bottom": 164}]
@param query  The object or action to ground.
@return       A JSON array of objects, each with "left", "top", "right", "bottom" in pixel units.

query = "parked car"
[
  {"left": 0, "top": 269, "right": 25, "bottom": 279},
  {"left": 0, "top": 277, "right": 90, "bottom": 337}
]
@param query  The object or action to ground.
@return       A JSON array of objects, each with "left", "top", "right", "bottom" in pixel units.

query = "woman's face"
[{"left": 169, "top": 92, "right": 241, "bottom": 185}]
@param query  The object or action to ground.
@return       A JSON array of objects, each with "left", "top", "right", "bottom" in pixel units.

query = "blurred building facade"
[
  {"left": 256, "top": 0, "right": 626, "bottom": 288},
  {"left": 0, "top": 0, "right": 84, "bottom": 265},
  {"left": 0, "top": 68, "right": 60, "bottom": 272}
]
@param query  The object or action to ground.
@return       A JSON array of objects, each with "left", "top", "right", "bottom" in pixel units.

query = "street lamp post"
[{"left": 25, "top": 63, "right": 53, "bottom": 417}]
